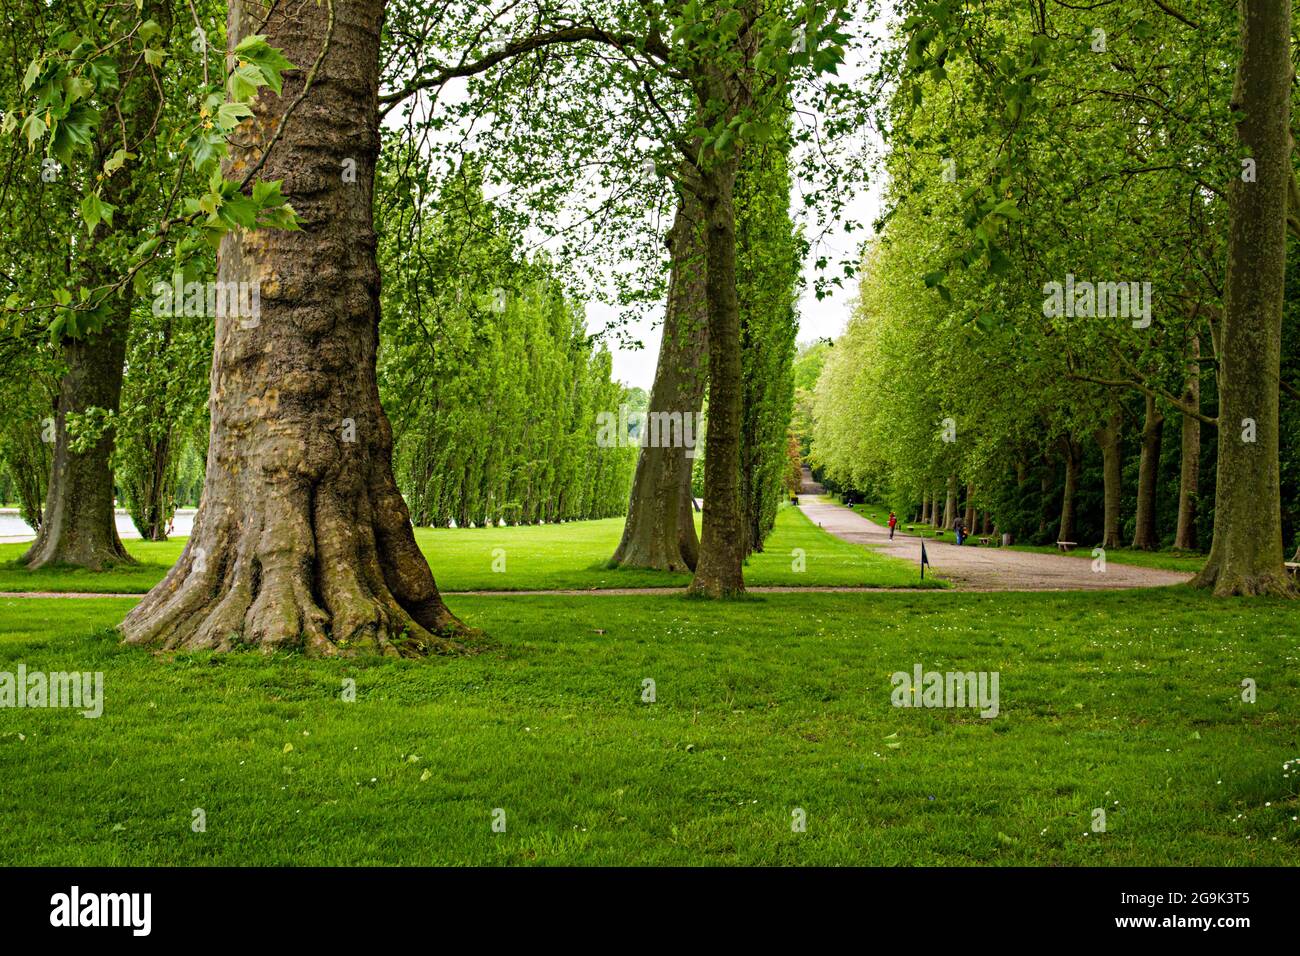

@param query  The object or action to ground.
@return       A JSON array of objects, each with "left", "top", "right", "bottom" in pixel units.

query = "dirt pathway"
[{"left": 798, "top": 496, "right": 1192, "bottom": 592}]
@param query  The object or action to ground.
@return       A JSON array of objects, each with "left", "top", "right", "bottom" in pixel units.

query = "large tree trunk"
[
  {"left": 963, "top": 483, "right": 976, "bottom": 531},
  {"left": 1095, "top": 409, "right": 1123, "bottom": 549},
  {"left": 688, "top": 154, "right": 746, "bottom": 597},
  {"left": 1174, "top": 335, "right": 1201, "bottom": 550},
  {"left": 1058, "top": 438, "right": 1081, "bottom": 543},
  {"left": 122, "top": 0, "right": 468, "bottom": 655},
  {"left": 942, "top": 474, "right": 957, "bottom": 528},
  {"left": 611, "top": 193, "right": 707, "bottom": 571},
  {"left": 920, "top": 490, "right": 930, "bottom": 524},
  {"left": 1195, "top": 1, "right": 1293, "bottom": 596},
  {"left": 1131, "top": 394, "right": 1164, "bottom": 550},
  {"left": 23, "top": 326, "right": 134, "bottom": 569}
]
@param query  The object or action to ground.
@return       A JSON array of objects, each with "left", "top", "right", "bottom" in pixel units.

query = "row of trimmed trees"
[{"left": 813, "top": 0, "right": 1297, "bottom": 594}]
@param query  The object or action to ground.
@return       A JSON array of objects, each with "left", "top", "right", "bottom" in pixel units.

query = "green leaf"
[
  {"left": 216, "top": 102, "right": 253, "bottom": 130},
  {"left": 22, "top": 58, "right": 42, "bottom": 91},
  {"left": 79, "top": 192, "right": 116, "bottom": 235},
  {"left": 228, "top": 64, "right": 267, "bottom": 102},
  {"left": 20, "top": 113, "right": 46, "bottom": 149}
]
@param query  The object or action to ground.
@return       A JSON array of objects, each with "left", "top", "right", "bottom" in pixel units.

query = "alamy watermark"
[
  {"left": 596, "top": 405, "right": 701, "bottom": 457},
  {"left": 891, "top": 662, "right": 999, "bottom": 718},
  {"left": 152, "top": 272, "right": 261, "bottom": 327},
  {"left": 0, "top": 664, "right": 103, "bottom": 718},
  {"left": 1042, "top": 274, "right": 1151, "bottom": 329}
]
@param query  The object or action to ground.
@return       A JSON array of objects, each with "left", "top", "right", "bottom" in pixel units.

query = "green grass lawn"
[
  {"left": 0, "top": 504, "right": 936, "bottom": 593},
  {"left": 0, "top": 588, "right": 1295, "bottom": 865},
  {"left": 849, "top": 502, "right": 1207, "bottom": 573}
]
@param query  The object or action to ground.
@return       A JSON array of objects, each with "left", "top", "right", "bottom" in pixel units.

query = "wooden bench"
[
  {"left": 1057, "top": 541, "right": 1078, "bottom": 552},
  {"left": 978, "top": 536, "right": 991, "bottom": 546},
  {"left": 1286, "top": 562, "right": 1299, "bottom": 579}
]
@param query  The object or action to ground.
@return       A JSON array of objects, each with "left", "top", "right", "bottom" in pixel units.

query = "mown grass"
[
  {"left": 0, "top": 588, "right": 1295, "bottom": 865},
  {"left": 0, "top": 505, "right": 934, "bottom": 593},
  {"left": 849, "top": 502, "right": 1207, "bottom": 573}
]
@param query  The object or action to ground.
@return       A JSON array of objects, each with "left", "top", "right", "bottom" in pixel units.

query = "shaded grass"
[
  {"left": 0, "top": 588, "right": 1296, "bottom": 865},
  {"left": 0, "top": 505, "right": 933, "bottom": 594}
]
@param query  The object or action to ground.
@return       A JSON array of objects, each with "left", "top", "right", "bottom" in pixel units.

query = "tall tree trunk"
[
  {"left": 1194, "top": 1, "right": 1293, "bottom": 595},
  {"left": 688, "top": 154, "right": 746, "bottom": 597},
  {"left": 942, "top": 474, "right": 957, "bottom": 529},
  {"left": 932, "top": 489, "right": 943, "bottom": 529},
  {"left": 1131, "top": 394, "right": 1164, "bottom": 550},
  {"left": 920, "top": 490, "right": 930, "bottom": 524},
  {"left": 1038, "top": 457, "right": 1051, "bottom": 536},
  {"left": 1058, "top": 439, "right": 1080, "bottom": 543},
  {"left": 122, "top": 0, "right": 468, "bottom": 654},
  {"left": 963, "top": 483, "right": 976, "bottom": 531},
  {"left": 23, "top": 326, "right": 133, "bottom": 569},
  {"left": 611, "top": 193, "right": 707, "bottom": 571},
  {"left": 1095, "top": 409, "right": 1123, "bottom": 549},
  {"left": 1175, "top": 335, "right": 1201, "bottom": 550},
  {"left": 22, "top": 0, "right": 173, "bottom": 570}
]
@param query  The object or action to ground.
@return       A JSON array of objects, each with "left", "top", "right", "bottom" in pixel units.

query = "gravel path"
[
  {"left": 0, "top": 498, "right": 1191, "bottom": 599},
  {"left": 797, "top": 497, "right": 1192, "bottom": 592}
]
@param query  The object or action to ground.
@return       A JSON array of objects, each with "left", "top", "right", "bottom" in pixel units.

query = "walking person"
[
  {"left": 888, "top": 511, "right": 898, "bottom": 540},
  {"left": 953, "top": 515, "right": 965, "bottom": 546}
]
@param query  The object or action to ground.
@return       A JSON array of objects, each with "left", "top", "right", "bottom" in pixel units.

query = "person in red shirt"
[{"left": 888, "top": 511, "right": 897, "bottom": 539}]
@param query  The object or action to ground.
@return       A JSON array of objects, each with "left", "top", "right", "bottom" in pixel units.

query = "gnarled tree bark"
[{"left": 122, "top": 0, "right": 469, "bottom": 655}]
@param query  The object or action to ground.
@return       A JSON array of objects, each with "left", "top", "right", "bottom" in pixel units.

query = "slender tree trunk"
[
  {"left": 1175, "top": 335, "right": 1201, "bottom": 550},
  {"left": 1131, "top": 394, "right": 1164, "bottom": 550},
  {"left": 1195, "top": 2, "right": 1293, "bottom": 595},
  {"left": 920, "top": 490, "right": 930, "bottom": 524},
  {"left": 688, "top": 152, "right": 746, "bottom": 597},
  {"left": 942, "top": 474, "right": 957, "bottom": 528},
  {"left": 963, "top": 483, "right": 976, "bottom": 531},
  {"left": 932, "top": 489, "right": 943, "bottom": 529},
  {"left": 1038, "top": 458, "right": 1051, "bottom": 536},
  {"left": 122, "top": 0, "right": 468, "bottom": 654},
  {"left": 612, "top": 193, "right": 708, "bottom": 571},
  {"left": 1095, "top": 409, "right": 1123, "bottom": 549},
  {"left": 1059, "top": 440, "right": 1080, "bottom": 543},
  {"left": 23, "top": 326, "right": 134, "bottom": 569}
]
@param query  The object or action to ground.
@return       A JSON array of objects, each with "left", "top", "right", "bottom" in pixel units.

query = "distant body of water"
[{"left": 0, "top": 509, "right": 196, "bottom": 542}]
